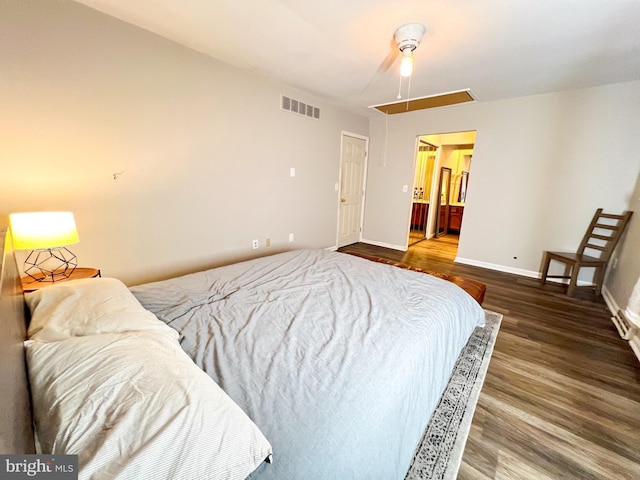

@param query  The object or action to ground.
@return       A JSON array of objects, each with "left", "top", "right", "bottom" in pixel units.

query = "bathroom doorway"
[{"left": 407, "top": 130, "right": 476, "bottom": 258}]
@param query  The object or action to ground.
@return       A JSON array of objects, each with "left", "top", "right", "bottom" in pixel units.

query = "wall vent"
[{"left": 281, "top": 95, "right": 320, "bottom": 120}]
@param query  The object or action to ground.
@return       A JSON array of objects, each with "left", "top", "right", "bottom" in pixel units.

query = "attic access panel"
[{"left": 371, "top": 90, "right": 475, "bottom": 115}]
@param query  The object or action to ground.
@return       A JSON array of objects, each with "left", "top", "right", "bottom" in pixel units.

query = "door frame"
[
  {"left": 412, "top": 131, "right": 477, "bottom": 250},
  {"left": 336, "top": 131, "right": 369, "bottom": 248},
  {"left": 408, "top": 140, "right": 438, "bottom": 246}
]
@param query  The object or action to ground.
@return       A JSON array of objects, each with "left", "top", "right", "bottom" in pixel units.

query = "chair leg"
[
  {"left": 541, "top": 253, "right": 551, "bottom": 286},
  {"left": 567, "top": 264, "right": 580, "bottom": 297},
  {"left": 593, "top": 267, "right": 605, "bottom": 296}
]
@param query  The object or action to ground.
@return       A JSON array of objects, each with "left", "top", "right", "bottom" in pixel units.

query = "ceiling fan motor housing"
[{"left": 394, "top": 23, "right": 426, "bottom": 52}]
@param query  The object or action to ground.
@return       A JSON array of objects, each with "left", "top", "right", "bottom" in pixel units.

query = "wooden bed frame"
[{"left": 0, "top": 227, "right": 35, "bottom": 454}]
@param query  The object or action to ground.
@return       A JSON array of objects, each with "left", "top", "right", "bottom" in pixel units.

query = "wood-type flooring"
[{"left": 338, "top": 236, "right": 640, "bottom": 479}]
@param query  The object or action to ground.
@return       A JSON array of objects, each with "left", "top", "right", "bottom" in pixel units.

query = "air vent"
[{"left": 281, "top": 95, "right": 320, "bottom": 120}]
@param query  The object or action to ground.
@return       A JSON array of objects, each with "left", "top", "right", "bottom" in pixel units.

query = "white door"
[{"left": 337, "top": 134, "right": 367, "bottom": 247}]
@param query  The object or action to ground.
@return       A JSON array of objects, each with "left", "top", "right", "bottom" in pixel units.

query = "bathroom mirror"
[
  {"left": 436, "top": 167, "right": 451, "bottom": 237},
  {"left": 458, "top": 171, "right": 469, "bottom": 203}
]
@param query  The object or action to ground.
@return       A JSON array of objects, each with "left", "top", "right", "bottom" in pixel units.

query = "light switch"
[
  {"left": 402, "top": 185, "right": 408, "bottom": 193},
  {"left": 290, "top": 167, "right": 296, "bottom": 177}
]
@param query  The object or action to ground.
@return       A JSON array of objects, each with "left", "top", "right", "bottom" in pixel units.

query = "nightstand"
[{"left": 21, "top": 267, "right": 101, "bottom": 292}]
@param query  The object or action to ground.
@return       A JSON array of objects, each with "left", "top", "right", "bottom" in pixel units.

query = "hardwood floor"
[{"left": 339, "top": 237, "right": 640, "bottom": 479}]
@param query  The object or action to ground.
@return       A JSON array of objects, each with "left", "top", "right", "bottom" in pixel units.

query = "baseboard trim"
[
  {"left": 454, "top": 257, "right": 541, "bottom": 279},
  {"left": 360, "top": 239, "right": 407, "bottom": 252},
  {"left": 454, "top": 256, "right": 594, "bottom": 287},
  {"left": 601, "top": 286, "right": 619, "bottom": 316},
  {"left": 602, "top": 286, "right": 640, "bottom": 363}
]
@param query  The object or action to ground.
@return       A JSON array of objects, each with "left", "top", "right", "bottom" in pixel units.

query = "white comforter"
[{"left": 132, "top": 249, "right": 485, "bottom": 479}]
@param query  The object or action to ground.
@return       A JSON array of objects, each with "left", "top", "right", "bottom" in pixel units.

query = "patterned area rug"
[{"left": 405, "top": 310, "right": 502, "bottom": 480}]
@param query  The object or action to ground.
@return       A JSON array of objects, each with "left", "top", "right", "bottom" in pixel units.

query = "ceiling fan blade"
[
  {"left": 379, "top": 45, "right": 400, "bottom": 73},
  {"left": 362, "top": 37, "right": 399, "bottom": 93}
]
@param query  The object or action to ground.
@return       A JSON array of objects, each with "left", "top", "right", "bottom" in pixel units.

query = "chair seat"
[{"left": 545, "top": 251, "right": 607, "bottom": 266}]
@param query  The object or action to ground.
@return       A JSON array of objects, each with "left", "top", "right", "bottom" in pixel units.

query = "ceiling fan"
[
  {"left": 393, "top": 23, "right": 426, "bottom": 78},
  {"left": 366, "top": 23, "right": 427, "bottom": 99}
]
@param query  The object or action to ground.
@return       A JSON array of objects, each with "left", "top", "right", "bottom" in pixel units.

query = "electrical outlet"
[
  {"left": 265, "top": 237, "right": 271, "bottom": 247},
  {"left": 252, "top": 239, "right": 259, "bottom": 249},
  {"left": 289, "top": 233, "right": 294, "bottom": 242}
]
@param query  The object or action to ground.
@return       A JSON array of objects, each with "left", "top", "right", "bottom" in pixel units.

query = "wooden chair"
[{"left": 540, "top": 209, "right": 633, "bottom": 297}]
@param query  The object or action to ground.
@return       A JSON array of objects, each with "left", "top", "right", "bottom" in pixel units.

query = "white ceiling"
[{"left": 75, "top": 0, "right": 640, "bottom": 115}]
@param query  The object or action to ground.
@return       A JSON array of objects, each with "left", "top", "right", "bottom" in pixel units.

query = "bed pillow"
[
  {"left": 26, "top": 330, "right": 273, "bottom": 479},
  {"left": 25, "top": 277, "right": 177, "bottom": 342}
]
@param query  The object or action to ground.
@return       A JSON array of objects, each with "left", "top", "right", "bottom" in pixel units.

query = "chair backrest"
[{"left": 577, "top": 208, "right": 633, "bottom": 260}]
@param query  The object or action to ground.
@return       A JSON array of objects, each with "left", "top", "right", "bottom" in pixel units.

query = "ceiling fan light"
[{"left": 400, "top": 52, "right": 414, "bottom": 77}]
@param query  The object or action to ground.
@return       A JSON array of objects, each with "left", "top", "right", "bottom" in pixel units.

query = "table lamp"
[{"left": 9, "top": 211, "right": 80, "bottom": 282}]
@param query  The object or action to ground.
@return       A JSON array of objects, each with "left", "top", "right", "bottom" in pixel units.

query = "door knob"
[{"left": 341, "top": 198, "right": 346, "bottom": 203}]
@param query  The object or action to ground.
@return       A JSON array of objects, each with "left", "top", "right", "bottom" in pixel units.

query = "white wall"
[
  {"left": 364, "top": 81, "right": 640, "bottom": 280},
  {"left": 0, "top": 1, "right": 368, "bottom": 285}
]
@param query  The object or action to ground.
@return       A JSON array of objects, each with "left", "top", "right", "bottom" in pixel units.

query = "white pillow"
[
  {"left": 25, "top": 277, "right": 177, "bottom": 342},
  {"left": 26, "top": 330, "right": 273, "bottom": 479}
]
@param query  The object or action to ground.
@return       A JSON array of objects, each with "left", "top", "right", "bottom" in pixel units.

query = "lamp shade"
[{"left": 9, "top": 212, "right": 79, "bottom": 250}]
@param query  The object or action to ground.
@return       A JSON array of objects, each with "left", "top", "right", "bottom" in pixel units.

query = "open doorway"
[{"left": 408, "top": 130, "right": 476, "bottom": 259}]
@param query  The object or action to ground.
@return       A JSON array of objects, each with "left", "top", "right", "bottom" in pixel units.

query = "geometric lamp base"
[{"left": 24, "top": 247, "right": 77, "bottom": 282}]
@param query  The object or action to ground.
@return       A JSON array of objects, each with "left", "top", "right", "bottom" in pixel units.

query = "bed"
[
  {"left": 1, "top": 225, "right": 487, "bottom": 479},
  {"left": 130, "top": 249, "right": 486, "bottom": 479}
]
